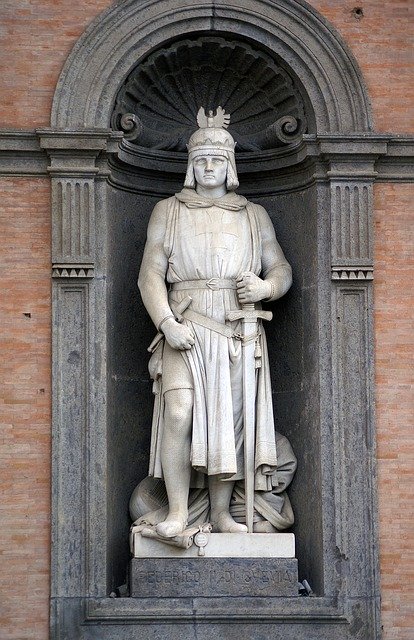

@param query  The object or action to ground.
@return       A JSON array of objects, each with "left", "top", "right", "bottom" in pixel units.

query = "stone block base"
[
  {"left": 131, "top": 531, "right": 295, "bottom": 558},
  {"left": 130, "top": 557, "right": 298, "bottom": 598}
]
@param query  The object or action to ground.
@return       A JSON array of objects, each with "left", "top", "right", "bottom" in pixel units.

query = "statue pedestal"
[
  {"left": 131, "top": 531, "right": 295, "bottom": 558},
  {"left": 130, "top": 533, "right": 298, "bottom": 598}
]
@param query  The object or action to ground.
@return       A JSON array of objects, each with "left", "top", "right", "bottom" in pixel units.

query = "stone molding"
[
  {"left": 52, "top": 264, "right": 95, "bottom": 279},
  {"left": 50, "top": 0, "right": 372, "bottom": 133},
  {"left": 331, "top": 267, "right": 374, "bottom": 281},
  {"left": 3, "top": 2, "right": 406, "bottom": 638},
  {"left": 1, "top": 129, "right": 413, "bottom": 181},
  {"left": 83, "top": 594, "right": 348, "bottom": 624},
  {"left": 0, "top": 129, "right": 48, "bottom": 175},
  {"left": 37, "top": 129, "right": 122, "bottom": 279}
]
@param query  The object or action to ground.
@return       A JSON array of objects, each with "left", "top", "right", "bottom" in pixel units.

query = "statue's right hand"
[{"left": 162, "top": 318, "right": 195, "bottom": 350}]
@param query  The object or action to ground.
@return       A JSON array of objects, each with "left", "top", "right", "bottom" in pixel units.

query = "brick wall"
[
  {"left": 0, "top": 179, "right": 51, "bottom": 639},
  {"left": 374, "top": 183, "right": 414, "bottom": 640},
  {"left": 0, "top": 2, "right": 412, "bottom": 638},
  {"left": 310, "top": 0, "right": 414, "bottom": 133},
  {"left": 0, "top": 1, "right": 413, "bottom": 132},
  {"left": 0, "top": 0, "right": 112, "bottom": 129}
]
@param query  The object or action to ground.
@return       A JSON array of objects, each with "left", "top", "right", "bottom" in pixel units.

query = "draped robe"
[{"left": 144, "top": 188, "right": 292, "bottom": 492}]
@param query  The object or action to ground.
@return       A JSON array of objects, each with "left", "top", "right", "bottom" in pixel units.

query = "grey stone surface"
[
  {"left": 111, "top": 36, "right": 308, "bottom": 151},
  {"left": 34, "top": 1, "right": 411, "bottom": 639},
  {"left": 0, "top": 130, "right": 413, "bottom": 181},
  {"left": 130, "top": 558, "right": 298, "bottom": 598},
  {"left": 49, "top": 145, "right": 381, "bottom": 638}
]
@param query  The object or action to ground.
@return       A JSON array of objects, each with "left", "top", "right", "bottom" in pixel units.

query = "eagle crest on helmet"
[{"left": 196, "top": 106, "right": 230, "bottom": 129}]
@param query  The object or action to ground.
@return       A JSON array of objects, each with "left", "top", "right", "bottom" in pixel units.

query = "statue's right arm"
[
  {"left": 138, "top": 201, "right": 172, "bottom": 330},
  {"left": 138, "top": 201, "right": 195, "bottom": 350}
]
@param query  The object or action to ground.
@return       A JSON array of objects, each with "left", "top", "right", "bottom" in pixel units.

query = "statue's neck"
[{"left": 196, "top": 184, "right": 227, "bottom": 200}]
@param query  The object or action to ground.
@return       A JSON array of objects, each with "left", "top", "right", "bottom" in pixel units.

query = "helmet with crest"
[{"left": 184, "top": 107, "right": 239, "bottom": 191}]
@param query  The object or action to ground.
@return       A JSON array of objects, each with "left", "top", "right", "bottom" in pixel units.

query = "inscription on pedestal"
[{"left": 130, "top": 558, "right": 298, "bottom": 598}]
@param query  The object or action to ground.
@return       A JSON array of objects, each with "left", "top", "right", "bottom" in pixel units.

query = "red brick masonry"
[{"left": 0, "top": 2, "right": 413, "bottom": 638}]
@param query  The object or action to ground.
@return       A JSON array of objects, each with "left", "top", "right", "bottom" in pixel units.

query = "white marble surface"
[
  {"left": 132, "top": 532, "right": 295, "bottom": 558},
  {"left": 137, "top": 109, "right": 293, "bottom": 540}
]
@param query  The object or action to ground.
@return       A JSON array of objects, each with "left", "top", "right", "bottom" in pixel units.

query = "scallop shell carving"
[{"left": 112, "top": 37, "right": 308, "bottom": 151}]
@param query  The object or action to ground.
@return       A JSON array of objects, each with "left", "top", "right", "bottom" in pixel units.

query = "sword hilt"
[{"left": 227, "top": 303, "right": 272, "bottom": 323}]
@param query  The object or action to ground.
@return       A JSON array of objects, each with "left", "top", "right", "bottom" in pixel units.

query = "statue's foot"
[
  {"left": 212, "top": 511, "right": 248, "bottom": 533},
  {"left": 156, "top": 515, "right": 187, "bottom": 539}
]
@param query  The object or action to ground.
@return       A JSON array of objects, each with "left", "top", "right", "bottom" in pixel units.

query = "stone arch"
[
  {"left": 52, "top": 0, "right": 372, "bottom": 133},
  {"left": 47, "top": 2, "right": 380, "bottom": 637}
]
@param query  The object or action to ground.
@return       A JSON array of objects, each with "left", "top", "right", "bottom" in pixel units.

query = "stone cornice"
[
  {"left": 0, "top": 129, "right": 48, "bottom": 176},
  {"left": 0, "top": 129, "right": 413, "bottom": 181},
  {"left": 0, "top": 129, "right": 122, "bottom": 177}
]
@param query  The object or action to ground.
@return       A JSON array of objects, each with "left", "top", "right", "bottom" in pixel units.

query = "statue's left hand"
[{"left": 236, "top": 272, "right": 272, "bottom": 304}]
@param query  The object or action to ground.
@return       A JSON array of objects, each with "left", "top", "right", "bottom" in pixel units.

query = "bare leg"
[
  {"left": 209, "top": 476, "right": 248, "bottom": 533},
  {"left": 156, "top": 389, "right": 193, "bottom": 538}
]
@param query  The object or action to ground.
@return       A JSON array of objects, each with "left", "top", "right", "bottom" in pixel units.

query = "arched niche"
[
  {"left": 47, "top": 2, "right": 379, "bottom": 639},
  {"left": 52, "top": 0, "right": 372, "bottom": 133},
  {"left": 105, "top": 30, "right": 322, "bottom": 595}
]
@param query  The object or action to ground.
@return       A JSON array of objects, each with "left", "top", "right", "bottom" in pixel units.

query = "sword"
[{"left": 227, "top": 302, "right": 272, "bottom": 533}]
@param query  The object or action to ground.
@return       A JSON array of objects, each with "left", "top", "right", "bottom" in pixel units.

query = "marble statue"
[{"left": 134, "top": 107, "right": 296, "bottom": 542}]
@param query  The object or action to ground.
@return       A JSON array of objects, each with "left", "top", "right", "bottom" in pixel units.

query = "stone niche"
[
  {"left": 107, "top": 34, "right": 321, "bottom": 594},
  {"left": 47, "top": 2, "right": 380, "bottom": 639}
]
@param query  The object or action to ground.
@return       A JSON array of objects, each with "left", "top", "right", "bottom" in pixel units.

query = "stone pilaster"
[
  {"left": 39, "top": 130, "right": 120, "bottom": 279},
  {"left": 321, "top": 140, "right": 384, "bottom": 281},
  {"left": 325, "top": 148, "right": 380, "bottom": 631},
  {"left": 38, "top": 130, "right": 121, "bottom": 608}
]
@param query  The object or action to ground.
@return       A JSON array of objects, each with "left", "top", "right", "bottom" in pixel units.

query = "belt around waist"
[{"left": 170, "top": 278, "right": 237, "bottom": 292}]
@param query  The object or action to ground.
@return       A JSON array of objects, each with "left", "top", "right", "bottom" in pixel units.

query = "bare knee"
[{"left": 164, "top": 389, "right": 193, "bottom": 436}]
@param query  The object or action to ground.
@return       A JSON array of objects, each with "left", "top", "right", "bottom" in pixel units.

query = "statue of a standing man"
[{"left": 138, "top": 108, "right": 293, "bottom": 539}]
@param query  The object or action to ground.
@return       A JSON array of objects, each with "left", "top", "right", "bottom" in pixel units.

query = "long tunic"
[{"left": 143, "top": 189, "right": 290, "bottom": 491}]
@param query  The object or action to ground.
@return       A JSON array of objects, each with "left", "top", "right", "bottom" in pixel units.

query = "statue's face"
[{"left": 193, "top": 155, "right": 228, "bottom": 190}]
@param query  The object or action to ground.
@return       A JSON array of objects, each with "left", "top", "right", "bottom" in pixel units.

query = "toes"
[
  {"left": 229, "top": 522, "right": 248, "bottom": 533},
  {"left": 156, "top": 519, "right": 187, "bottom": 538},
  {"left": 212, "top": 512, "right": 248, "bottom": 533}
]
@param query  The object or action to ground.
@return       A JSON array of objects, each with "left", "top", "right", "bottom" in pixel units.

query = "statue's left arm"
[
  {"left": 258, "top": 205, "right": 292, "bottom": 301},
  {"left": 237, "top": 205, "right": 292, "bottom": 304}
]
